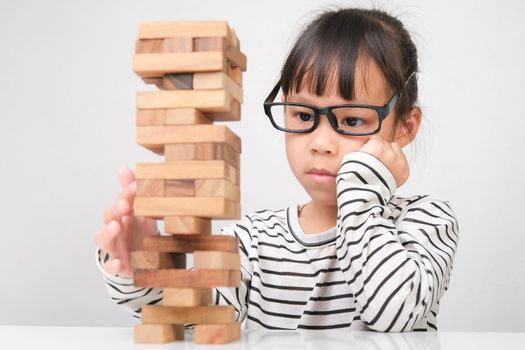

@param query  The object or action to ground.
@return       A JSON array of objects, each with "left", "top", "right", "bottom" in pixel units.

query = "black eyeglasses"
[{"left": 263, "top": 72, "right": 415, "bottom": 136}]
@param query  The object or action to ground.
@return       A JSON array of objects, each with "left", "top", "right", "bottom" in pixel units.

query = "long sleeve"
[
  {"left": 95, "top": 247, "right": 163, "bottom": 318},
  {"left": 335, "top": 151, "right": 459, "bottom": 332},
  {"left": 212, "top": 214, "right": 254, "bottom": 324}
]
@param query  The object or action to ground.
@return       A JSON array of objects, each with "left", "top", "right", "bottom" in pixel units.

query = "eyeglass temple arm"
[{"left": 265, "top": 78, "right": 282, "bottom": 103}]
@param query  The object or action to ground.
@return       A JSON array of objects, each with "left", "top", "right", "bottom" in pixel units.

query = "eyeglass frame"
[{"left": 263, "top": 71, "right": 416, "bottom": 136}]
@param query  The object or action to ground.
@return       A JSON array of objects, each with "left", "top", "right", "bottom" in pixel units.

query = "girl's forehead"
[{"left": 286, "top": 57, "right": 392, "bottom": 105}]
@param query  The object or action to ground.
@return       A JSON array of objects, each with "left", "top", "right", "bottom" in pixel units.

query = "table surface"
[{"left": 1, "top": 326, "right": 524, "bottom": 350}]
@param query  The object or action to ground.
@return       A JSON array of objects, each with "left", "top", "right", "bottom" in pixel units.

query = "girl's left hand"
[{"left": 358, "top": 134, "right": 410, "bottom": 188}]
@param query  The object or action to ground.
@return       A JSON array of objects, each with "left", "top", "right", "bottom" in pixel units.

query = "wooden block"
[
  {"left": 225, "top": 45, "right": 247, "bottom": 71},
  {"left": 165, "top": 143, "right": 240, "bottom": 169},
  {"left": 197, "top": 143, "right": 241, "bottom": 169},
  {"left": 163, "top": 288, "right": 212, "bottom": 306},
  {"left": 135, "top": 39, "right": 164, "bottom": 54},
  {"left": 164, "top": 216, "right": 211, "bottom": 235},
  {"left": 164, "top": 143, "right": 196, "bottom": 161},
  {"left": 136, "top": 89, "right": 232, "bottom": 112},
  {"left": 137, "top": 125, "right": 241, "bottom": 154},
  {"left": 136, "top": 109, "right": 166, "bottom": 126},
  {"left": 134, "top": 269, "right": 241, "bottom": 288},
  {"left": 143, "top": 234, "right": 238, "bottom": 253},
  {"left": 230, "top": 66, "right": 242, "bottom": 86},
  {"left": 195, "top": 179, "right": 240, "bottom": 201},
  {"left": 142, "top": 304, "right": 235, "bottom": 324},
  {"left": 138, "top": 21, "right": 236, "bottom": 43},
  {"left": 134, "top": 197, "right": 240, "bottom": 219},
  {"left": 193, "top": 71, "right": 243, "bottom": 103},
  {"left": 141, "top": 77, "right": 164, "bottom": 89},
  {"left": 158, "top": 178, "right": 238, "bottom": 200},
  {"left": 164, "top": 179, "right": 195, "bottom": 197},
  {"left": 135, "top": 160, "right": 237, "bottom": 183},
  {"left": 231, "top": 28, "right": 240, "bottom": 49},
  {"left": 162, "top": 73, "right": 193, "bottom": 90},
  {"left": 194, "top": 36, "right": 229, "bottom": 51},
  {"left": 134, "top": 323, "right": 184, "bottom": 343},
  {"left": 130, "top": 251, "right": 186, "bottom": 269},
  {"left": 163, "top": 37, "right": 193, "bottom": 52},
  {"left": 194, "top": 251, "right": 240, "bottom": 270},
  {"left": 205, "top": 98, "right": 241, "bottom": 122},
  {"left": 136, "top": 179, "right": 164, "bottom": 197},
  {"left": 133, "top": 52, "right": 227, "bottom": 78},
  {"left": 165, "top": 108, "right": 211, "bottom": 125},
  {"left": 194, "top": 322, "right": 241, "bottom": 344}
]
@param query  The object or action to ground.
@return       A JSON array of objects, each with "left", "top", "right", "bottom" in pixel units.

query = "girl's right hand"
[{"left": 94, "top": 166, "right": 158, "bottom": 278}]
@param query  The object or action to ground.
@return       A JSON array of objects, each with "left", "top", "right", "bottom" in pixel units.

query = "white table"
[{"left": 0, "top": 326, "right": 523, "bottom": 350}]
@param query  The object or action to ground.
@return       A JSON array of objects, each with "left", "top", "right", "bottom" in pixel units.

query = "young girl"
[{"left": 94, "top": 7, "right": 459, "bottom": 332}]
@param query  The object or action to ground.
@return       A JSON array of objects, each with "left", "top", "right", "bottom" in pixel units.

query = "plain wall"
[{"left": 1, "top": 0, "right": 524, "bottom": 331}]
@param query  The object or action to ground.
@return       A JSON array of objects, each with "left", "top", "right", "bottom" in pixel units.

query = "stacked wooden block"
[{"left": 129, "top": 20, "right": 245, "bottom": 344}]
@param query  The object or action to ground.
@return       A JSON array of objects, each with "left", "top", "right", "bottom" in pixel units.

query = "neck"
[{"left": 299, "top": 200, "right": 337, "bottom": 234}]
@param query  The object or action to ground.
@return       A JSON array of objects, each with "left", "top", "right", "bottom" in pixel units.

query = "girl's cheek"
[{"left": 341, "top": 136, "right": 369, "bottom": 154}]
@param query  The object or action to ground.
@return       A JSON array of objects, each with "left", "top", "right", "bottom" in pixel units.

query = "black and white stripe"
[{"left": 96, "top": 151, "right": 459, "bottom": 332}]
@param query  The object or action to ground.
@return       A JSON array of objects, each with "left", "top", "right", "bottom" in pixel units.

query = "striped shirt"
[{"left": 96, "top": 151, "right": 459, "bottom": 332}]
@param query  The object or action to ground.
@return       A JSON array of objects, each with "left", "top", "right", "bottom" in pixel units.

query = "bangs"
[{"left": 279, "top": 8, "right": 405, "bottom": 101}]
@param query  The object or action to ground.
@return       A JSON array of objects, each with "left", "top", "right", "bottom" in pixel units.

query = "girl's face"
[{"left": 284, "top": 59, "right": 412, "bottom": 206}]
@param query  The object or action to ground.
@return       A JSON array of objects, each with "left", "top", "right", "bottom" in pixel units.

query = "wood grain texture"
[
  {"left": 136, "top": 179, "right": 165, "bottom": 197},
  {"left": 194, "top": 179, "right": 240, "bottom": 201},
  {"left": 194, "top": 322, "right": 241, "bottom": 344},
  {"left": 138, "top": 21, "right": 236, "bottom": 43},
  {"left": 165, "top": 108, "right": 211, "bottom": 125},
  {"left": 164, "top": 216, "right": 211, "bottom": 235},
  {"left": 193, "top": 251, "right": 240, "bottom": 270},
  {"left": 163, "top": 37, "right": 193, "bottom": 52},
  {"left": 143, "top": 234, "right": 238, "bottom": 253},
  {"left": 163, "top": 288, "right": 212, "bottom": 306},
  {"left": 133, "top": 197, "right": 240, "bottom": 219},
  {"left": 137, "top": 124, "right": 241, "bottom": 153},
  {"left": 193, "top": 71, "right": 243, "bottom": 103},
  {"left": 134, "top": 324, "right": 184, "bottom": 343},
  {"left": 130, "top": 251, "right": 186, "bottom": 269},
  {"left": 134, "top": 269, "right": 240, "bottom": 288},
  {"left": 142, "top": 304, "right": 235, "bottom": 324},
  {"left": 136, "top": 89, "right": 231, "bottom": 111},
  {"left": 133, "top": 52, "right": 227, "bottom": 78},
  {"left": 135, "top": 39, "right": 164, "bottom": 54},
  {"left": 135, "top": 160, "right": 238, "bottom": 183},
  {"left": 162, "top": 73, "right": 193, "bottom": 90},
  {"left": 164, "top": 179, "right": 195, "bottom": 197}
]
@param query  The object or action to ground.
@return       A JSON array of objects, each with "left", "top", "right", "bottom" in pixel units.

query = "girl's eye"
[
  {"left": 343, "top": 117, "right": 364, "bottom": 127},
  {"left": 295, "top": 112, "right": 313, "bottom": 122}
]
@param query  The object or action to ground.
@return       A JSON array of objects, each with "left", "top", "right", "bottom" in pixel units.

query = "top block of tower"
[{"left": 133, "top": 20, "right": 246, "bottom": 78}]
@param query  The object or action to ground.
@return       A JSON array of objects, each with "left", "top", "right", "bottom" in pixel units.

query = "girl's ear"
[
  {"left": 394, "top": 107, "right": 422, "bottom": 148},
  {"left": 280, "top": 93, "right": 285, "bottom": 102}
]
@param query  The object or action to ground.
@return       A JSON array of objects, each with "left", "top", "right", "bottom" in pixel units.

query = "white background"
[{"left": 0, "top": 0, "right": 524, "bottom": 331}]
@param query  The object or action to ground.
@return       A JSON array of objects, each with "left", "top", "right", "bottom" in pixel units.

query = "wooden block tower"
[{"left": 129, "top": 20, "right": 246, "bottom": 344}]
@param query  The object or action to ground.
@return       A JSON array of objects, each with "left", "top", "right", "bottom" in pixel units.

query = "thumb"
[{"left": 117, "top": 165, "right": 135, "bottom": 189}]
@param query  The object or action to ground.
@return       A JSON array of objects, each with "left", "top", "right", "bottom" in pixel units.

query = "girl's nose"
[{"left": 309, "top": 114, "right": 337, "bottom": 154}]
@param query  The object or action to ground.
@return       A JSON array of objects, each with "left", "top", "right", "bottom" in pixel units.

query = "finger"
[
  {"left": 104, "top": 257, "right": 122, "bottom": 275},
  {"left": 103, "top": 197, "right": 131, "bottom": 225},
  {"left": 95, "top": 221, "right": 120, "bottom": 253},
  {"left": 117, "top": 166, "right": 135, "bottom": 190}
]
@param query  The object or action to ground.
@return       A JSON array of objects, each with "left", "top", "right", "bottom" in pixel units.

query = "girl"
[{"left": 94, "top": 7, "right": 459, "bottom": 332}]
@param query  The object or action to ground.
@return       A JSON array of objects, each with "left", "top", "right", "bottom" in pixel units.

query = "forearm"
[{"left": 335, "top": 152, "right": 457, "bottom": 332}]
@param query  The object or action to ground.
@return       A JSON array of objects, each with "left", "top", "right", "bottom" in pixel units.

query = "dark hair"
[{"left": 279, "top": 7, "right": 419, "bottom": 134}]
